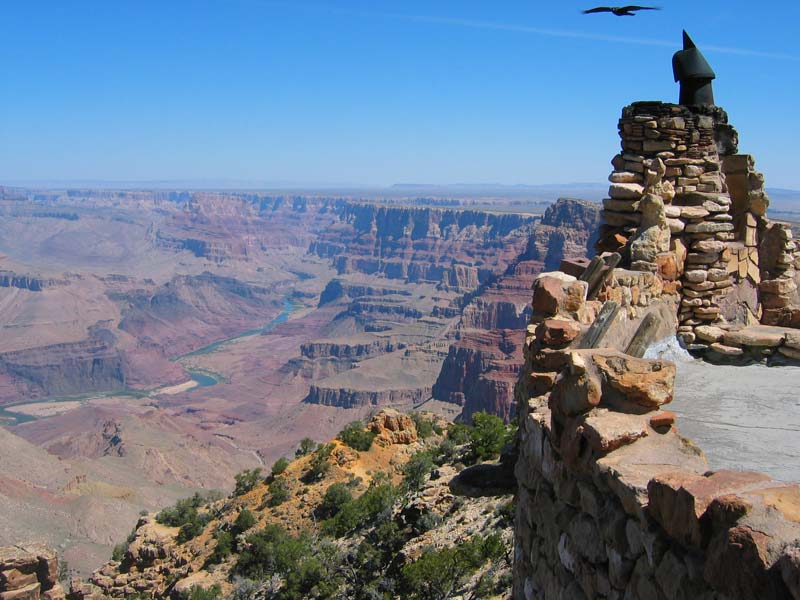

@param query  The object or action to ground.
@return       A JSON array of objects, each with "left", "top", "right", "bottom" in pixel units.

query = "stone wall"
[
  {"left": 596, "top": 101, "right": 800, "bottom": 362},
  {"left": 0, "top": 545, "right": 65, "bottom": 600},
  {"left": 512, "top": 272, "right": 800, "bottom": 599}
]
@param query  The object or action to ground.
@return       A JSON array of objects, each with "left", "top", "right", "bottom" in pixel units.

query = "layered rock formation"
[
  {"left": 310, "top": 203, "right": 537, "bottom": 292},
  {"left": 0, "top": 271, "right": 63, "bottom": 292},
  {"left": 432, "top": 329, "right": 524, "bottom": 423},
  {"left": 0, "top": 338, "right": 125, "bottom": 403},
  {"left": 527, "top": 198, "right": 601, "bottom": 271}
]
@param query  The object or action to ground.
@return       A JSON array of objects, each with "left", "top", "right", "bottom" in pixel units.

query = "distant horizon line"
[{"left": 2, "top": 180, "right": 799, "bottom": 195}]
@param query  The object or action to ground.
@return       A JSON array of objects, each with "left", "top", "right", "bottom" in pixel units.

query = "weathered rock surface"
[{"left": 0, "top": 545, "right": 65, "bottom": 600}]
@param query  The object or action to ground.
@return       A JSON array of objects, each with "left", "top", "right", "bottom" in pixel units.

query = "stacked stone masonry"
[
  {"left": 512, "top": 272, "right": 800, "bottom": 599},
  {"left": 597, "top": 101, "right": 800, "bottom": 361}
]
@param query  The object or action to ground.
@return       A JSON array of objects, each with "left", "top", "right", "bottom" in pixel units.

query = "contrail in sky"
[
  {"left": 394, "top": 14, "right": 800, "bottom": 62},
  {"left": 227, "top": 0, "right": 800, "bottom": 62}
]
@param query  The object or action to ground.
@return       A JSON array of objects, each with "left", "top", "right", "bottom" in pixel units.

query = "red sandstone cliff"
[{"left": 432, "top": 198, "right": 600, "bottom": 422}]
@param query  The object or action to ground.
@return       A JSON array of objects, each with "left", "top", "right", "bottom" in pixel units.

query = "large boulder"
[
  {"left": 531, "top": 273, "right": 587, "bottom": 318},
  {"left": 369, "top": 409, "right": 418, "bottom": 446},
  {"left": 591, "top": 352, "right": 675, "bottom": 410}
]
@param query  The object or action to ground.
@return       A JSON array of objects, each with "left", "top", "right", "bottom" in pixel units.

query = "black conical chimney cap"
[{"left": 682, "top": 30, "right": 696, "bottom": 50}]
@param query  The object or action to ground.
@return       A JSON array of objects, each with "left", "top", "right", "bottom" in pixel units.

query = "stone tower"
[{"left": 595, "top": 33, "right": 800, "bottom": 357}]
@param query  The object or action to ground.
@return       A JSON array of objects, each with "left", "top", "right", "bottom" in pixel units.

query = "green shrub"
[
  {"left": 234, "top": 525, "right": 345, "bottom": 598},
  {"left": 338, "top": 421, "right": 376, "bottom": 451},
  {"left": 230, "top": 579, "right": 260, "bottom": 600},
  {"left": 267, "top": 477, "right": 291, "bottom": 507},
  {"left": 436, "top": 438, "right": 457, "bottom": 464},
  {"left": 469, "top": 412, "right": 511, "bottom": 461},
  {"left": 235, "top": 524, "right": 311, "bottom": 581},
  {"left": 156, "top": 492, "right": 209, "bottom": 527},
  {"left": 302, "top": 443, "right": 333, "bottom": 483},
  {"left": 178, "top": 585, "right": 221, "bottom": 600},
  {"left": 414, "top": 511, "right": 443, "bottom": 535},
  {"left": 208, "top": 529, "right": 233, "bottom": 565},
  {"left": 110, "top": 528, "right": 136, "bottom": 562},
  {"left": 447, "top": 422, "right": 472, "bottom": 444},
  {"left": 316, "top": 482, "right": 353, "bottom": 520},
  {"left": 402, "top": 450, "right": 435, "bottom": 492},
  {"left": 233, "top": 468, "right": 263, "bottom": 496},
  {"left": 401, "top": 534, "right": 505, "bottom": 599},
  {"left": 411, "top": 413, "right": 441, "bottom": 438},
  {"left": 271, "top": 457, "right": 290, "bottom": 476},
  {"left": 176, "top": 512, "right": 212, "bottom": 543},
  {"left": 323, "top": 478, "right": 398, "bottom": 538},
  {"left": 155, "top": 493, "right": 213, "bottom": 542},
  {"left": 232, "top": 509, "right": 257, "bottom": 535},
  {"left": 296, "top": 437, "right": 317, "bottom": 457}
]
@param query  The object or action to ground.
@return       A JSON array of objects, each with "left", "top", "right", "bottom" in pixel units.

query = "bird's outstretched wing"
[
  {"left": 620, "top": 5, "right": 661, "bottom": 11},
  {"left": 582, "top": 6, "right": 614, "bottom": 13}
]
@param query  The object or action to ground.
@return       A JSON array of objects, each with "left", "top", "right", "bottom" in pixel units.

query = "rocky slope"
[{"left": 66, "top": 411, "right": 514, "bottom": 600}]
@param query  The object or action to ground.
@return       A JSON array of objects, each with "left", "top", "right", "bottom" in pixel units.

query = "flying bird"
[{"left": 582, "top": 5, "right": 661, "bottom": 16}]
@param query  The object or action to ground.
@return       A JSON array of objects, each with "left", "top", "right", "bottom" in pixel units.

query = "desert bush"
[
  {"left": 302, "top": 443, "right": 333, "bottom": 483},
  {"left": 208, "top": 529, "right": 233, "bottom": 565},
  {"left": 177, "top": 513, "right": 212, "bottom": 543},
  {"left": 267, "top": 478, "right": 291, "bottom": 507},
  {"left": 177, "top": 585, "right": 221, "bottom": 600},
  {"left": 233, "top": 509, "right": 257, "bottom": 535},
  {"left": 156, "top": 492, "right": 212, "bottom": 527},
  {"left": 235, "top": 525, "right": 343, "bottom": 599},
  {"left": 446, "top": 422, "right": 472, "bottom": 444},
  {"left": 338, "top": 421, "right": 376, "bottom": 451},
  {"left": 296, "top": 437, "right": 317, "bottom": 457},
  {"left": 316, "top": 482, "right": 353, "bottom": 520},
  {"left": 271, "top": 457, "right": 290, "bottom": 476},
  {"left": 469, "top": 412, "right": 511, "bottom": 461},
  {"left": 323, "top": 477, "right": 399, "bottom": 538},
  {"left": 410, "top": 413, "right": 441, "bottom": 438},
  {"left": 110, "top": 529, "right": 136, "bottom": 562},
  {"left": 233, "top": 468, "right": 263, "bottom": 496},
  {"left": 401, "top": 533, "right": 505, "bottom": 599},
  {"left": 229, "top": 578, "right": 260, "bottom": 600},
  {"left": 402, "top": 450, "right": 435, "bottom": 492}
]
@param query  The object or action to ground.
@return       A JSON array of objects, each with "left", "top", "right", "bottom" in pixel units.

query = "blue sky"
[{"left": 2, "top": 0, "right": 799, "bottom": 188}]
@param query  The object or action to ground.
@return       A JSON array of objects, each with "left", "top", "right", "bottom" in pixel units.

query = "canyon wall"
[
  {"left": 304, "top": 384, "right": 431, "bottom": 409},
  {"left": 0, "top": 338, "right": 125, "bottom": 403},
  {"left": 432, "top": 199, "right": 600, "bottom": 422},
  {"left": 309, "top": 203, "right": 537, "bottom": 291},
  {"left": 527, "top": 198, "right": 601, "bottom": 271}
]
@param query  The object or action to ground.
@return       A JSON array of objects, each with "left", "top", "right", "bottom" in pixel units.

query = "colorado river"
[
  {"left": 177, "top": 296, "right": 301, "bottom": 386},
  {"left": 0, "top": 296, "right": 301, "bottom": 425}
]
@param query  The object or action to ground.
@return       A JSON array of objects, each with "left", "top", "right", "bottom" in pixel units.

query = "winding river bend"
[
  {"left": 176, "top": 296, "right": 301, "bottom": 386},
  {"left": 0, "top": 297, "right": 301, "bottom": 425}
]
